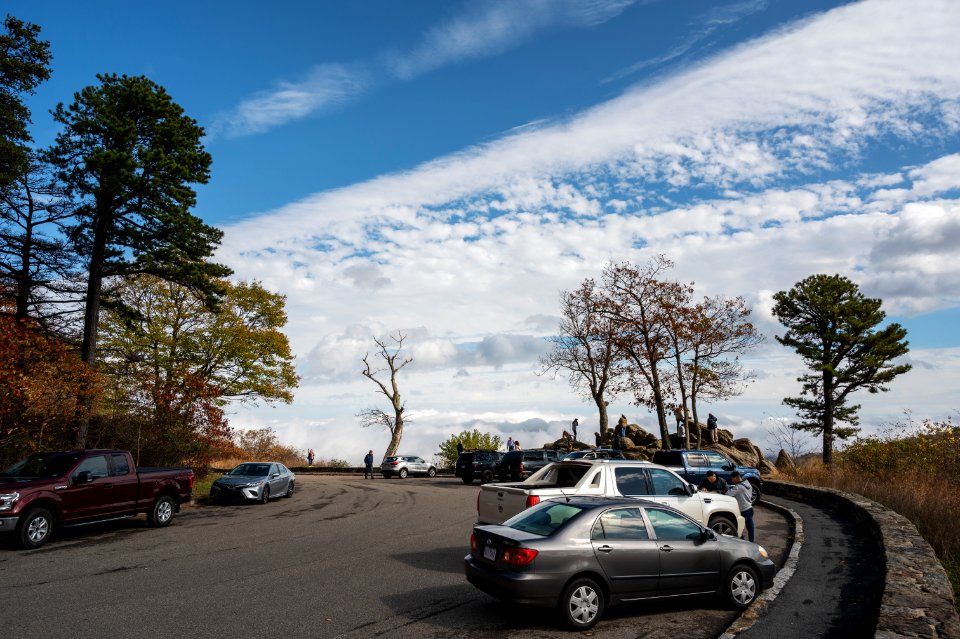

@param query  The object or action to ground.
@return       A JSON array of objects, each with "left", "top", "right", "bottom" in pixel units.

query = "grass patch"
[{"left": 191, "top": 472, "right": 223, "bottom": 501}]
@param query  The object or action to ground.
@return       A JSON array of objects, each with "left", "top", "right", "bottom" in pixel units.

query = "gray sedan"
[
  {"left": 210, "top": 462, "right": 295, "bottom": 503},
  {"left": 465, "top": 496, "right": 776, "bottom": 631}
]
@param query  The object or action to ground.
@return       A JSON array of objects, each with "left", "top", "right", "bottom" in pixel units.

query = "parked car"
[
  {"left": 381, "top": 455, "right": 437, "bottom": 479},
  {"left": 210, "top": 462, "right": 295, "bottom": 503},
  {"left": 455, "top": 451, "right": 503, "bottom": 484},
  {"left": 477, "top": 459, "right": 745, "bottom": 537},
  {"left": 0, "top": 449, "right": 193, "bottom": 549},
  {"left": 561, "top": 449, "right": 625, "bottom": 461},
  {"left": 496, "top": 449, "right": 561, "bottom": 482},
  {"left": 465, "top": 496, "right": 776, "bottom": 630},
  {"left": 651, "top": 449, "right": 763, "bottom": 504}
]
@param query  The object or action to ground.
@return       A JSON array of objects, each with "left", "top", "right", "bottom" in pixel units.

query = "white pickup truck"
[{"left": 476, "top": 459, "right": 745, "bottom": 536}]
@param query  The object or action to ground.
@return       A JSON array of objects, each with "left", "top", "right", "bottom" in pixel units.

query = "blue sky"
[{"left": 9, "top": 0, "right": 960, "bottom": 462}]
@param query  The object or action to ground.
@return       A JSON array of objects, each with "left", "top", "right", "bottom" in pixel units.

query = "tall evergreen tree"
[
  {"left": 772, "top": 274, "right": 911, "bottom": 464},
  {"left": 0, "top": 15, "right": 52, "bottom": 188},
  {"left": 45, "top": 74, "right": 232, "bottom": 447}
]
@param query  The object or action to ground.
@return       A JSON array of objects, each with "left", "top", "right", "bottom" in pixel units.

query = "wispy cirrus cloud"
[{"left": 210, "top": 0, "right": 643, "bottom": 139}]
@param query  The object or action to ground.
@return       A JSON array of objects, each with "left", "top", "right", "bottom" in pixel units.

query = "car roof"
[{"left": 544, "top": 495, "right": 668, "bottom": 510}]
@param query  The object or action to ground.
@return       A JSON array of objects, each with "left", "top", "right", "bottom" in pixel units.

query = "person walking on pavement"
[
  {"left": 363, "top": 450, "right": 375, "bottom": 479},
  {"left": 307, "top": 448, "right": 315, "bottom": 466},
  {"left": 707, "top": 413, "right": 718, "bottom": 444},
  {"left": 697, "top": 470, "right": 728, "bottom": 493},
  {"left": 727, "top": 471, "right": 755, "bottom": 542}
]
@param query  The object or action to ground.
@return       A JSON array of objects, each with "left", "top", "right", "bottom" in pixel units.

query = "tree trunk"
[
  {"left": 385, "top": 418, "right": 403, "bottom": 459},
  {"left": 594, "top": 393, "right": 609, "bottom": 435},
  {"left": 75, "top": 210, "right": 110, "bottom": 448},
  {"left": 822, "top": 369, "right": 834, "bottom": 465}
]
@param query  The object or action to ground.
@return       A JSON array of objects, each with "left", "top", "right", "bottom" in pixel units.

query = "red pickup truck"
[{"left": 0, "top": 449, "right": 193, "bottom": 549}]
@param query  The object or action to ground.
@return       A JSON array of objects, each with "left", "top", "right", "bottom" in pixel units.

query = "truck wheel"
[
  {"left": 148, "top": 495, "right": 175, "bottom": 527},
  {"left": 708, "top": 514, "right": 737, "bottom": 536},
  {"left": 748, "top": 480, "right": 761, "bottom": 505},
  {"left": 461, "top": 476, "right": 474, "bottom": 485},
  {"left": 259, "top": 485, "right": 270, "bottom": 504},
  {"left": 724, "top": 563, "right": 759, "bottom": 610},
  {"left": 481, "top": 469, "right": 494, "bottom": 483},
  {"left": 559, "top": 577, "right": 605, "bottom": 630},
  {"left": 427, "top": 467, "right": 437, "bottom": 478},
  {"left": 18, "top": 507, "right": 54, "bottom": 549},
  {"left": 399, "top": 468, "right": 409, "bottom": 479}
]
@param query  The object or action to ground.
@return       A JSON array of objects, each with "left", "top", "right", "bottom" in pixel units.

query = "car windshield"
[
  {"left": 1, "top": 452, "right": 82, "bottom": 479},
  {"left": 229, "top": 463, "right": 271, "bottom": 477},
  {"left": 504, "top": 502, "right": 586, "bottom": 536},
  {"left": 562, "top": 451, "right": 588, "bottom": 459}
]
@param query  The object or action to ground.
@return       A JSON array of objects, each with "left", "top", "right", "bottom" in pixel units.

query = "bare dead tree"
[{"left": 360, "top": 332, "right": 412, "bottom": 458}]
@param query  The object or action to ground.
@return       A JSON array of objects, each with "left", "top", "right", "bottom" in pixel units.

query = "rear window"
[
  {"left": 652, "top": 451, "right": 682, "bottom": 466},
  {"left": 504, "top": 501, "right": 585, "bottom": 536}
]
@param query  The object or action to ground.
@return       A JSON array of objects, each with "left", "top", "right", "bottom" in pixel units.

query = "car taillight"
[
  {"left": 525, "top": 495, "right": 540, "bottom": 509},
  {"left": 389, "top": 461, "right": 400, "bottom": 465},
  {"left": 189, "top": 474, "right": 194, "bottom": 490},
  {"left": 470, "top": 532, "right": 478, "bottom": 554},
  {"left": 502, "top": 547, "right": 538, "bottom": 566}
]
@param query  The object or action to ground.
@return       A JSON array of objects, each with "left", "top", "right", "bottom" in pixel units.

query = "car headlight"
[
  {"left": 0, "top": 492, "right": 20, "bottom": 511},
  {"left": 242, "top": 481, "right": 262, "bottom": 488},
  {"left": 757, "top": 545, "right": 768, "bottom": 559}
]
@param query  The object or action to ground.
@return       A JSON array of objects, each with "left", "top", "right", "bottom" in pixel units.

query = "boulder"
[
  {"left": 775, "top": 449, "right": 797, "bottom": 475},
  {"left": 759, "top": 460, "right": 779, "bottom": 477}
]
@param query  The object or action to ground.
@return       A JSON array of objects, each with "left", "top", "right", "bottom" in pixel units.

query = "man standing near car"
[
  {"left": 727, "top": 471, "right": 755, "bottom": 542},
  {"left": 364, "top": 450, "right": 375, "bottom": 479}
]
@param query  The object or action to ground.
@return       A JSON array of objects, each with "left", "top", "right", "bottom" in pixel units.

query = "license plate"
[{"left": 483, "top": 545, "right": 497, "bottom": 561}]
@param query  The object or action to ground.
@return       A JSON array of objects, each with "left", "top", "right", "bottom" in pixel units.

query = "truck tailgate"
[{"left": 477, "top": 484, "right": 565, "bottom": 524}]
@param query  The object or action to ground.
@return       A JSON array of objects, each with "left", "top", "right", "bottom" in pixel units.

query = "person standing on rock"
[
  {"left": 707, "top": 413, "right": 718, "bottom": 444},
  {"left": 572, "top": 418, "right": 578, "bottom": 441},
  {"left": 507, "top": 436, "right": 514, "bottom": 451}
]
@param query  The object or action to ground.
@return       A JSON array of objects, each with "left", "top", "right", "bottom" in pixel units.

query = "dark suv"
[
  {"left": 455, "top": 451, "right": 503, "bottom": 484},
  {"left": 496, "top": 449, "right": 561, "bottom": 482}
]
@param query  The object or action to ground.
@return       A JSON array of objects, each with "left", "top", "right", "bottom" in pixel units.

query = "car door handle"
[
  {"left": 597, "top": 545, "right": 614, "bottom": 553},
  {"left": 660, "top": 545, "right": 674, "bottom": 552},
  {"left": 104, "top": 483, "right": 113, "bottom": 489}
]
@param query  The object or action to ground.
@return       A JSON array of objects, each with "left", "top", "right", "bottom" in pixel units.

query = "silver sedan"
[
  {"left": 210, "top": 462, "right": 295, "bottom": 503},
  {"left": 465, "top": 496, "right": 776, "bottom": 631}
]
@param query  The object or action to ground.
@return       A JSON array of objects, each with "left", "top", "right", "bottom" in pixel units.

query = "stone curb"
[
  {"left": 719, "top": 498, "right": 804, "bottom": 638},
  {"left": 765, "top": 480, "right": 960, "bottom": 639}
]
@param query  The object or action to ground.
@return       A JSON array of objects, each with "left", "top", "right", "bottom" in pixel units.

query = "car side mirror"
[
  {"left": 271, "top": 473, "right": 280, "bottom": 479},
  {"left": 686, "top": 483, "right": 697, "bottom": 495},
  {"left": 73, "top": 470, "right": 92, "bottom": 484},
  {"left": 701, "top": 528, "right": 716, "bottom": 541}
]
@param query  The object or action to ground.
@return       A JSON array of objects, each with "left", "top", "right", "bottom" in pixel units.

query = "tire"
[
  {"left": 398, "top": 468, "right": 409, "bottom": 479},
  {"left": 148, "top": 495, "right": 175, "bottom": 528},
  {"left": 461, "top": 476, "right": 474, "bottom": 485},
  {"left": 427, "top": 467, "right": 437, "bottom": 478},
  {"left": 725, "top": 563, "right": 759, "bottom": 610},
  {"left": 285, "top": 481, "right": 295, "bottom": 498},
  {"left": 481, "top": 469, "right": 494, "bottom": 484},
  {"left": 259, "top": 485, "right": 270, "bottom": 504},
  {"left": 748, "top": 480, "right": 762, "bottom": 505},
  {"left": 18, "top": 507, "right": 54, "bottom": 549},
  {"left": 559, "top": 577, "right": 605, "bottom": 630},
  {"left": 708, "top": 514, "right": 738, "bottom": 536}
]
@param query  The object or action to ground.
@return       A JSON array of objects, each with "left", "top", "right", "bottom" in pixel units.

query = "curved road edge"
[
  {"left": 725, "top": 480, "right": 959, "bottom": 639},
  {"left": 719, "top": 498, "right": 804, "bottom": 639}
]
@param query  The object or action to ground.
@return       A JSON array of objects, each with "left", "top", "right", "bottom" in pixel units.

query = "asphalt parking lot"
[{"left": 0, "top": 475, "right": 792, "bottom": 638}]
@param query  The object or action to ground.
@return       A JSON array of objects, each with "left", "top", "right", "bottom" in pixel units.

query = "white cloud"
[{"left": 218, "top": 0, "right": 960, "bottom": 462}]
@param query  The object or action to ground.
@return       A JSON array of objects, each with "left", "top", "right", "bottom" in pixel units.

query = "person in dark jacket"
[
  {"left": 698, "top": 470, "right": 728, "bottom": 493},
  {"left": 363, "top": 450, "right": 375, "bottom": 479},
  {"left": 707, "top": 413, "right": 718, "bottom": 444}
]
